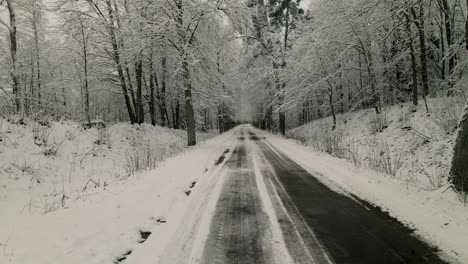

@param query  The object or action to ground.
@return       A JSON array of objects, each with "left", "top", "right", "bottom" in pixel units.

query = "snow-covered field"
[
  {"left": 278, "top": 98, "right": 468, "bottom": 263},
  {"left": 0, "top": 119, "right": 218, "bottom": 263}
]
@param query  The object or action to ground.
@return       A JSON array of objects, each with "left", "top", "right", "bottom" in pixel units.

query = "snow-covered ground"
[
  {"left": 288, "top": 98, "right": 465, "bottom": 190},
  {"left": 0, "top": 119, "right": 218, "bottom": 263}
]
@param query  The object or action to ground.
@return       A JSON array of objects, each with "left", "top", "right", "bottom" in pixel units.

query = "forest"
[{"left": 0, "top": 0, "right": 467, "bottom": 186}]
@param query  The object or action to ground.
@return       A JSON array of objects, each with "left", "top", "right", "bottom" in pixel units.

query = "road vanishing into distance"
[{"left": 199, "top": 127, "right": 446, "bottom": 264}]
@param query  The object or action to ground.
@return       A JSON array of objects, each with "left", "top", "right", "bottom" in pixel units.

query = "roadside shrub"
[
  {"left": 367, "top": 112, "right": 389, "bottom": 134},
  {"left": 344, "top": 139, "right": 361, "bottom": 167},
  {"left": 426, "top": 166, "right": 447, "bottom": 190},
  {"left": 32, "top": 122, "right": 51, "bottom": 147},
  {"left": 42, "top": 140, "right": 64, "bottom": 156},
  {"left": 366, "top": 138, "right": 403, "bottom": 176},
  {"left": 124, "top": 144, "right": 163, "bottom": 176},
  {"left": 397, "top": 107, "right": 412, "bottom": 125},
  {"left": 95, "top": 127, "right": 110, "bottom": 146},
  {"left": 431, "top": 96, "right": 465, "bottom": 134},
  {"left": 307, "top": 128, "right": 346, "bottom": 158}
]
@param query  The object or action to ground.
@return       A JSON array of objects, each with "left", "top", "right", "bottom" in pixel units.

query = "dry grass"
[
  {"left": 123, "top": 145, "right": 163, "bottom": 176},
  {"left": 431, "top": 96, "right": 465, "bottom": 134},
  {"left": 366, "top": 138, "right": 403, "bottom": 176},
  {"left": 367, "top": 112, "right": 389, "bottom": 134}
]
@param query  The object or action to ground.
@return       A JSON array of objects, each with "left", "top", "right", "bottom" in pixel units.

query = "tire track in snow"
[{"left": 201, "top": 136, "right": 272, "bottom": 264}]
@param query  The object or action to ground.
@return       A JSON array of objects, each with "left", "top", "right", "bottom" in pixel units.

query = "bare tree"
[{"left": 0, "top": 0, "right": 21, "bottom": 114}]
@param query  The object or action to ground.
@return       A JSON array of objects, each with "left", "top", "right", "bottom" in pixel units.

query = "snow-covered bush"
[
  {"left": 124, "top": 145, "right": 162, "bottom": 176},
  {"left": 32, "top": 122, "right": 51, "bottom": 147},
  {"left": 95, "top": 127, "right": 110, "bottom": 146},
  {"left": 1, "top": 120, "right": 203, "bottom": 218},
  {"left": 306, "top": 128, "right": 346, "bottom": 159},
  {"left": 367, "top": 112, "right": 389, "bottom": 134},
  {"left": 344, "top": 139, "right": 361, "bottom": 167},
  {"left": 431, "top": 96, "right": 465, "bottom": 134},
  {"left": 366, "top": 138, "right": 403, "bottom": 177}
]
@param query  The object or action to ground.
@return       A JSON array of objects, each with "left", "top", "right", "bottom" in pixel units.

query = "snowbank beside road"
[
  {"left": 288, "top": 98, "right": 463, "bottom": 190},
  {"left": 0, "top": 119, "right": 219, "bottom": 264}
]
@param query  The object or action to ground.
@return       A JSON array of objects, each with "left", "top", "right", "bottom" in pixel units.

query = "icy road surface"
[{"left": 198, "top": 127, "right": 446, "bottom": 264}]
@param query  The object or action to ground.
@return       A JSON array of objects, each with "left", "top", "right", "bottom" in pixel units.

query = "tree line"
[
  {"left": 240, "top": 0, "right": 467, "bottom": 193},
  {"left": 243, "top": 0, "right": 466, "bottom": 132},
  {"left": 0, "top": 0, "right": 249, "bottom": 145}
]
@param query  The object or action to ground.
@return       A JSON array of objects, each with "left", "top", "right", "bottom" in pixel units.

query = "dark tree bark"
[
  {"left": 440, "top": 14, "right": 446, "bottom": 80},
  {"left": 450, "top": 104, "right": 468, "bottom": 194},
  {"left": 174, "top": 100, "right": 180, "bottom": 129},
  {"left": 175, "top": 0, "right": 197, "bottom": 146},
  {"left": 1, "top": 0, "right": 21, "bottom": 114},
  {"left": 125, "top": 67, "right": 137, "bottom": 114},
  {"left": 182, "top": 58, "right": 196, "bottom": 146},
  {"left": 83, "top": 36, "right": 91, "bottom": 126},
  {"left": 327, "top": 82, "right": 337, "bottom": 130},
  {"left": 278, "top": 5, "right": 289, "bottom": 136},
  {"left": 105, "top": 0, "right": 136, "bottom": 124},
  {"left": 218, "top": 105, "right": 224, "bottom": 133},
  {"left": 440, "top": 0, "right": 455, "bottom": 78},
  {"left": 148, "top": 54, "right": 157, "bottom": 126},
  {"left": 411, "top": 5, "right": 430, "bottom": 97},
  {"left": 77, "top": 17, "right": 92, "bottom": 126},
  {"left": 405, "top": 12, "right": 419, "bottom": 107},
  {"left": 135, "top": 58, "right": 144, "bottom": 124},
  {"left": 32, "top": 5, "right": 42, "bottom": 106},
  {"left": 159, "top": 57, "right": 168, "bottom": 127},
  {"left": 356, "top": 36, "right": 380, "bottom": 114},
  {"left": 466, "top": 0, "right": 468, "bottom": 50}
]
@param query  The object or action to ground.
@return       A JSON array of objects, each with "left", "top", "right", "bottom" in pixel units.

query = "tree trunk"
[
  {"left": 112, "top": 0, "right": 137, "bottom": 116},
  {"left": 176, "top": 0, "right": 196, "bottom": 146},
  {"left": 411, "top": 6, "right": 430, "bottom": 97},
  {"left": 358, "top": 41, "right": 380, "bottom": 114},
  {"left": 358, "top": 52, "right": 365, "bottom": 108},
  {"left": 279, "top": 110, "right": 286, "bottom": 135},
  {"left": 367, "top": 53, "right": 380, "bottom": 114},
  {"left": 160, "top": 57, "right": 168, "bottom": 127},
  {"left": 440, "top": 0, "right": 455, "bottom": 78},
  {"left": 135, "top": 58, "right": 144, "bottom": 124},
  {"left": 4, "top": 0, "right": 21, "bottom": 114},
  {"left": 405, "top": 12, "right": 418, "bottom": 107},
  {"left": 278, "top": 6, "right": 289, "bottom": 136},
  {"left": 83, "top": 41, "right": 91, "bottom": 126},
  {"left": 106, "top": 0, "right": 136, "bottom": 124},
  {"left": 126, "top": 67, "right": 137, "bottom": 118},
  {"left": 28, "top": 58, "right": 35, "bottom": 113},
  {"left": 218, "top": 105, "right": 224, "bottom": 133},
  {"left": 328, "top": 84, "right": 337, "bottom": 130},
  {"left": 450, "top": 104, "right": 468, "bottom": 194},
  {"left": 466, "top": 0, "right": 468, "bottom": 50},
  {"left": 149, "top": 54, "right": 157, "bottom": 126},
  {"left": 182, "top": 58, "right": 196, "bottom": 146},
  {"left": 439, "top": 12, "right": 446, "bottom": 80},
  {"left": 175, "top": 100, "right": 180, "bottom": 129},
  {"left": 32, "top": 5, "right": 42, "bottom": 106}
]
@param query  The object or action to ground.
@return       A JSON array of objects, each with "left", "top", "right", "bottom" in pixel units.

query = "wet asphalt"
[{"left": 201, "top": 129, "right": 447, "bottom": 264}]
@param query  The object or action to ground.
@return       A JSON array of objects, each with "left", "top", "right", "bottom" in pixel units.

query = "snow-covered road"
[
  {"left": 192, "top": 127, "right": 445, "bottom": 264},
  {"left": 155, "top": 126, "right": 446, "bottom": 264}
]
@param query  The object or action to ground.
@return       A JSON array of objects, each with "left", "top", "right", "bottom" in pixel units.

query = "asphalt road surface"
[{"left": 201, "top": 128, "right": 446, "bottom": 264}]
